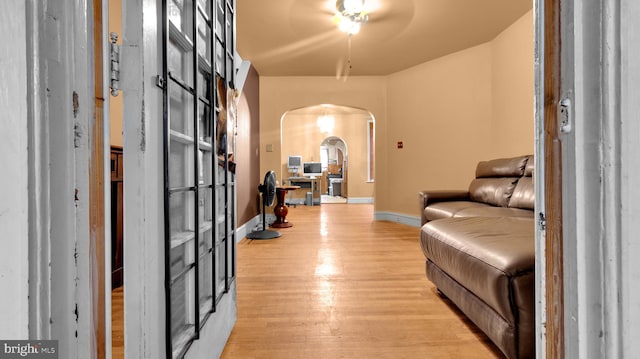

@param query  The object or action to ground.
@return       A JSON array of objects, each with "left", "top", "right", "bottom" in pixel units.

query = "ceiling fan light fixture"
[
  {"left": 317, "top": 114, "right": 335, "bottom": 133},
  {"left": 336, "top": 16, "right": 362, "bottom": 35},
  {"left": 338, "top": 0, "right": 365, "bottom": 15},
  {"left": 334, "top": 0, "right": 368, "bottom": 35}
]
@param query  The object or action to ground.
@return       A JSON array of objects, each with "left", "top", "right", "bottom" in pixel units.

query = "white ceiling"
[{"left": 236, "top": 0, "right": 533, "bottom": 77}]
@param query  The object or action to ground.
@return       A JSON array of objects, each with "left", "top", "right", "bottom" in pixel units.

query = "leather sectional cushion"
[
  {"left": 423, "top": 201, "right": 492, "bottom": 221},
  {"left": 426, "top": 261, "right": 520, "bottom": 359},
  {"left": 420, "top": 216, "right": 534, "bottom": 323},
  {"left": 427, "top": 260, "right": 535, "bottom": 359},
  {"left": 523, "top": 155, "right": 534, "bottom": 177},
  {"left": 509, "top": 176, "right": 534, "bottom": 210},
  {"left": 468, "top": 177, "right": 520, "bottom": 207},
  {"left": 453, "top": 206, "right": 534, "bottom": 219},
  {"left": 475, "top": 156, "right": 528, "bottom": 178}
]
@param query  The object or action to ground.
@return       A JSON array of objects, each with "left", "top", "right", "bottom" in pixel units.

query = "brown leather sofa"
[{"left": 418, "top": 155, "right": 535, "bottom": 359}]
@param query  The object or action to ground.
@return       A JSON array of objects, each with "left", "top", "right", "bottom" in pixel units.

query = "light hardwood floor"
[
  {"left": 112, "top": 286, "right": 124, "bottom": 359},
  {"left": 221, "top": 204, "right": 503, "bottom": 358},
  {"left": 111, "top": 204, "right": 503, "bottom": 358}
]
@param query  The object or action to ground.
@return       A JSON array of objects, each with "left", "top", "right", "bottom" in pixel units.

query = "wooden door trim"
[
  {"left": 92, "top": 0, "right": 106, "bottom": 357},
  {"left": 544, "top": 0, "right": 565, "bottom": 357}
]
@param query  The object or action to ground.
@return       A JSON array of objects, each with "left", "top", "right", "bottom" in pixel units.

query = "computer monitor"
[
  {"left": 287, "top": 155, "right": 302, "bottom": 168},
  {"left": 303, "top": 162, "right": 322, "bottom": 178}
]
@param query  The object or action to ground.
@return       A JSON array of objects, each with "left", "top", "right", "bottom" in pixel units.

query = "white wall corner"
[{"left": 235, "top": 58, "right": 252, "bottom": 96}]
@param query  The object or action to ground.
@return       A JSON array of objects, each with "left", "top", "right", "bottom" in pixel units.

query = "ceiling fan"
[
  {"left": 333, "top": 0, "right": 370, "bottom": 35},
  {"left": 331, "top": 0, "right": 369, "bottom": 80}
]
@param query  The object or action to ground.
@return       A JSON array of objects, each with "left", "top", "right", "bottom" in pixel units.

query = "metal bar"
[
  {"left": 192, "top": 0, "right": 201, "bottom": 339},
  {"left": 169, "top": 263, "right": 196, "bottom": 287},
  {"left": 160, "top": 0, "right": 173, "bottom": 357},
  {"left": 168, "top": 186, "right": 197, "bottom": 194},
  {"left": 211, "top": 0, "right": 219, "bottom": 315},
  {"left": 168, "top": 72, "right": 195, "bottom": 95}
]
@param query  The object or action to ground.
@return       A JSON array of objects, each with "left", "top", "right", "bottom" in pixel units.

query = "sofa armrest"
[
  {"left": 419, "top": 190, "right": 470, "bottom": 208},
  {"left": 418, "top": 190, "right": 470, "bottom": 225}
]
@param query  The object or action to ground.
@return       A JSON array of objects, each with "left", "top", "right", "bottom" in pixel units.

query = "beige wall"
[
  {"left": 490, "top": 10, "right": 534, "bottom": 158},
  {"left": 281, "top": 110, "right": 373, "bottom": 198},
  {"left": 259, "top": 77, "right": 387, "bottom": 200},
  {"left": 385, "top": 43, "right": 494, "bottom": 214},
  {"left": 109, "top": 0, "right": 123, "bottom": 147},
  {"left": 257, "top": 10, "right": 533, "bottom": 218},
  {"left": 383, "top": 10, "right": 533, "bottom": 217}
]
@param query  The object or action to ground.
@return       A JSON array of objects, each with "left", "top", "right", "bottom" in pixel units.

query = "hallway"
[{"left": 222, "top": 204, "right": 502, "bottom": 358}]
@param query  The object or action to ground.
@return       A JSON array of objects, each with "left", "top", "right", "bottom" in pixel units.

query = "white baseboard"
[
  {"left": 236, "top": 214, "right": 261, "bottom": 242},
  {"left": 374, "top": 211, "right": 421, "bottom": 228},
  {"left": 347, "top": 197, "right": 374, "bottom": 204},
  {"left": 240, "top": 209, "right": 420, "bottom": 239},
  {"left": 239, "top": 214, "right": 278, "bottom": 241}
]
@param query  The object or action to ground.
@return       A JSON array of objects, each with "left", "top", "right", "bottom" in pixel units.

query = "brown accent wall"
[{"left": 236, "top": 65, "right": 261, "bottom": 225}]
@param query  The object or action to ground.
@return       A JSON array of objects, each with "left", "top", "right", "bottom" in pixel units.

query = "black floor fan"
[{"left": 246, "top": 171, "right": 281, "bottom": 239}]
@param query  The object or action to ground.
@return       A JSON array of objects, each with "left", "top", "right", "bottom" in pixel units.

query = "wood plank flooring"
[
  {"left": 112, "top": 286, "right": 124, "bottom": 359},
  {"left": 110, "top": 204, "right": 503, "bottom": 358},
  {"left": 221, "top": 204, "right": 503, "bottom": 358}
]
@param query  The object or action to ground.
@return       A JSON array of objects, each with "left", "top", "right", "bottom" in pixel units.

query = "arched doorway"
[
  {"left": 280, "top": 104, "right": 374, "bottom": 205},
  {"left": 320, "top": 136, "right": 347, "bottom": 203}
]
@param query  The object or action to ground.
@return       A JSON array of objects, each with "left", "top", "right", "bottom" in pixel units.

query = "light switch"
[
  {"left": 266, "top": 144, "right": 273, "bottom": 152},
  {"left": 397, "top": 141, "right": 404, "bottom": 149}
]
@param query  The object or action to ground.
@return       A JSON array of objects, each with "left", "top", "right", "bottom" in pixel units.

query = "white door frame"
[
  {"left": 24, "top": 0, "right": 104, "bottom": 357},
  {"left": 536, "top": 0, "right": 640, "bottom": 358},
  {"left": 121, "top": 0, "right": 166, "bottom": 357},
  {"left": 532, "top": 1, "right": 546, "bottom": 357}
]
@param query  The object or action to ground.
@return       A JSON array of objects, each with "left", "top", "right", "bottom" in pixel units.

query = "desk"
[
  {"left": 272, "top": 186, "right": 299, "bottom": 228},
  {"left": 287, "top": 177, "right": 321, "bottom": 205}
]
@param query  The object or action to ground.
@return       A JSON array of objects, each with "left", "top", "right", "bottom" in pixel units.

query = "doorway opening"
[
  {"left": 320, "top": 136, "right": 347, "bottom": 204},
  {"left": 280, "top": 104, "right": 375, "bottom": 205},
  {"left": 106, "top": 0, "right": 124, "bottom": 357}
]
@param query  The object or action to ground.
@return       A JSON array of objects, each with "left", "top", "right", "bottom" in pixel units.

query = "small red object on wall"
[{"left": 397, "top": 141, "right": 404, "bottom": 149}]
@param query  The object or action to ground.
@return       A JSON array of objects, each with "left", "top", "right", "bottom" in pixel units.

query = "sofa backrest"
[
  {"left": 509, "top": 155, "right": 535, "bottom": 210},
  {"left": 468, "top": 156, "right": 529, "bottom": 207}
]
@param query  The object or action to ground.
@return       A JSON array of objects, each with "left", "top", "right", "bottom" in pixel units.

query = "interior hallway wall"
[
  {"left": 281, "top": 110, "right": 373, "bottom": 199},
  {"left": 490, "top": 10, "right": 534, "bottom": 158},
  {"left": 386, "top": 43, "right": 494, "bottom": 217},
  {"left": 384, "top": 10, "right": 534, "bottom": 218},
  {"left": 256, "top": 10, "right": 534, "bottom": 220},
  {"left": 236, "top": 65, "right": 261, "bottom": 225},
  {"left": 259, "top": 77, "right": 386, "bottom": 207}
]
